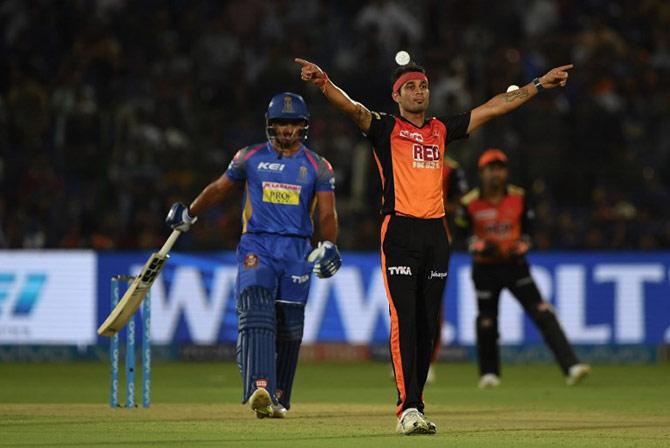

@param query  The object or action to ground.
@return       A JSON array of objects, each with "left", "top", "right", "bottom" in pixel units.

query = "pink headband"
[{"left": 392, "top": 72, "right": 428, "bottom": 93}]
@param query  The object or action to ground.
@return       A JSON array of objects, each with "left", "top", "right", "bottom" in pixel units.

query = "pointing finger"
[
  {"left": 294, "top": 58, "right": 311, "bottom": 67},
  {"left": 556, "top": 64, "right": 574, "bottom": 71}
]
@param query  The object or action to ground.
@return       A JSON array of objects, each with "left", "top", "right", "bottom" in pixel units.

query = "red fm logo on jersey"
[{"left": 412, "top": 144, "right": 441, "bottom": 169}]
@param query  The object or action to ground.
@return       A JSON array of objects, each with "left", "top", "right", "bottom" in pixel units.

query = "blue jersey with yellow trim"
[{"left": 225, "top": 142, "right": 335, "bottom": 237}]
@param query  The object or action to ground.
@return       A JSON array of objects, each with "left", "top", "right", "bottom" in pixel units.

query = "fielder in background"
[
  {"left": 457, "top": 148, "right": 591, "bottom": 388},
  {"left": 165, "top": 92, "right": 341, "bottom": 419},
  {"left": 296, "top": 55, "right": 574, "bottom": 436}
]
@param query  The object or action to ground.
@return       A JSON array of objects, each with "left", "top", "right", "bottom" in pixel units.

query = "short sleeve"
[
  {"left": 315, "top": 157, "right": 335, "bottom": 192},
  {"left": 440, "top": 112, "right": 471, "bottom": 145},
  {"left": 224, "top": 148, "right": 249, "bottom": 181},
  {"left": 365, "top": 111, "right": 396, "bottom": 150}
]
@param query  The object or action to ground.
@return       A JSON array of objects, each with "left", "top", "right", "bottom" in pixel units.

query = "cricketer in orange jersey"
[
  {"left": 458, "top": 148, "right": 591, "bottom": 389},
  {"left": 296, "top": 55, "right": 574, "bottom": 435}
]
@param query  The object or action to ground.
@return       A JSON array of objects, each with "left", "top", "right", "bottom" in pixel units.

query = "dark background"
[{"left": 1, "top": 0, "right": 668, "bottom": 251}]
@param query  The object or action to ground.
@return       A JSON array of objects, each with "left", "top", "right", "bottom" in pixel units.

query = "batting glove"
[
  {"left": 166, "top": 202, "right": 197, "bottom": 232},
  {"left": 307, "top": 241, "right": 341, "bottom": 279}
]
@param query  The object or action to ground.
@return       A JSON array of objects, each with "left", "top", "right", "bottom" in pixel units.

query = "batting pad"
[
  {"left": 237, "top": 286, "right": 277, "bottom": 403},
  {"left": 276, "top": 302, "right": 305, "bottom": 409}
]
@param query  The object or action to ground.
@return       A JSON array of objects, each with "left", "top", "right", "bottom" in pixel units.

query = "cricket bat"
[{"left": 97, "top": 229, "right": 181, "bottom": 337}]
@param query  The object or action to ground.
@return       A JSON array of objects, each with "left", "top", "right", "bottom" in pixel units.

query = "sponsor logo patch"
[
  {"left": 474, "top": 209, "right": 497, "bottom": 220},
  {"left": 400, "top": 129, "right": 424, "bottom": 142},
  {"left": 291, "top": 274, "right": 310, "bottom": 284},
  {"left": 387, "top": 266, "right": 413, "bottom": 276},
  {"left": 412, "top": 144, "right": 441, "bottom": 169},
  {"left": 255, "top": 378, "right": 268, "bottom": 389},
  {"left": 298, "top": 166, "right": 308, "bottom": 183},
  {"left": 428, "top": 270, "right": 448, "bottom": 280},
  {"left": 262, "top": 182, "right": 301, "bottom": 205},
  {"left": 244, "top": 254, "right": 258, "bottom": 269},
  {"left": 283, "top": 95, "right": 294, "bottom": 113},
  {"left": 257, "top": 162, "right": 285, "bottom": 172}
]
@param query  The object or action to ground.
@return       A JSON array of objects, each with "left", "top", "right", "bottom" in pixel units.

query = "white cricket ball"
[
  {"left": 506, "top": 84, "right": 520, "bottom": 92},
  {"left": 395, "top": 51, "right": 411, "bottom": 66}
]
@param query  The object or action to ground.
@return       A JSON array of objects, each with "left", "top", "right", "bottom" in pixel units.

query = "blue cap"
[{"left": 265, "top": 92, "right": 310, "bottom": 123}]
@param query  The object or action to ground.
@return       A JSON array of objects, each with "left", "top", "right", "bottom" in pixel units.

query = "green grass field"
[{"left": 1, "top": 361, "right": 669, "bottom": 447}]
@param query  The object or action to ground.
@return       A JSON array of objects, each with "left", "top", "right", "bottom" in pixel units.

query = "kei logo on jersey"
[{"left": 257, "top": 162, "right": 286, "bottom": 172}]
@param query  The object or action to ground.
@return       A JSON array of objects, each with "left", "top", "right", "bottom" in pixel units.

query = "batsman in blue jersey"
[{"left": 166, "top": 92, "right": 341, "bottom": 418}]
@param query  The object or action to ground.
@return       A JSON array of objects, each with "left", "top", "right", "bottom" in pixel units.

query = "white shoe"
[
  {"left": 269, "top": 404, "right": 287, "bottom": 418},
  {"left": 420, "top": 412, "right": 438, "bottom": 434},
  {"left": 566, "top": 364, "right": 591, "bottom": 386},
  {"left": 256, "top": 403, "right": 287, "bottom": 419},
  {"left": 425, "top": 365, "right": 436, "bottom": 385},
  {"left": 249, "top": 387, "right": 273, "bottom": 418},
  {"left": 395, "top": 408, "right": 432, "bottom": 435},
  {"left": 478, "top": 373, "right": 501, "bottom": 388}
]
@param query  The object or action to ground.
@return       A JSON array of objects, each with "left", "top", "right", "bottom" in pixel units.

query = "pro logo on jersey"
[
  {"left": 262, "top": 182, "right": 301, "bottom": 205},
  {"left": 412, "top": 144, "right": 440, "bottom": 169}
]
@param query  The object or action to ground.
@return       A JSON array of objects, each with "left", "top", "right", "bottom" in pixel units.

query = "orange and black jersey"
[
  {"left": 366, "top": 111, "right": 471, "bottom": 218},
  {"left": 458, "top": 185, "right": 534, "bottom": 263}
]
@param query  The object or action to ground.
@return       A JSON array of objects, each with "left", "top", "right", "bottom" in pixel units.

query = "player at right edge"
[{"left": 458, "top": 148, "right": 590, "bottom": 389}]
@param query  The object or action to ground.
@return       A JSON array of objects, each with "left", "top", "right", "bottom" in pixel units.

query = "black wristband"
[{"left": 533, "top": 77, "right": 544, "bottom": 92}]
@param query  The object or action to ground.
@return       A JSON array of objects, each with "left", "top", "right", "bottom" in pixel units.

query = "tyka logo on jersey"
[
  {"left": 387, "top": 266, "right": 413, "bottom": 276},
  {"left": 412, "top": 144, "right": 441, "bottom": 169},
  {"left": 257, "top": 162, "right": 286, "bottom": 172}
]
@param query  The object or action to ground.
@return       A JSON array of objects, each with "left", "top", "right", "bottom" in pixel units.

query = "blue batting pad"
[
  {"left": 237, "top": 286, "right": 277, "bottom": 403},
  {"left": 275, "top": 302, "right": 305, "bottom": 409}
]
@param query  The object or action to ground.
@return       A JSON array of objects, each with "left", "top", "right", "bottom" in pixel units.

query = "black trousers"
[
  {"left": 381, "top": 215, "right": 450, "bottom": 416},
  {"left": 472, "top": 260, "right": 579, "bottom": 376}
]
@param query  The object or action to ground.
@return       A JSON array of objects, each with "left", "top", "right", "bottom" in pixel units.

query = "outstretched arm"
[
  {"left": 467, "top": 64, "right": 574, "bottom": 134},
  {"left": 295, "top": 58, "right": 372, "bottom": 134},
  {"left": 189, "top": 175, "right": 238, "bottom": 216}
]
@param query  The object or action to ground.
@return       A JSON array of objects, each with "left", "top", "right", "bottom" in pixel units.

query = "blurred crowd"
[{"left": 1, "top": 0, "right": 669, "bottom": 251}]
